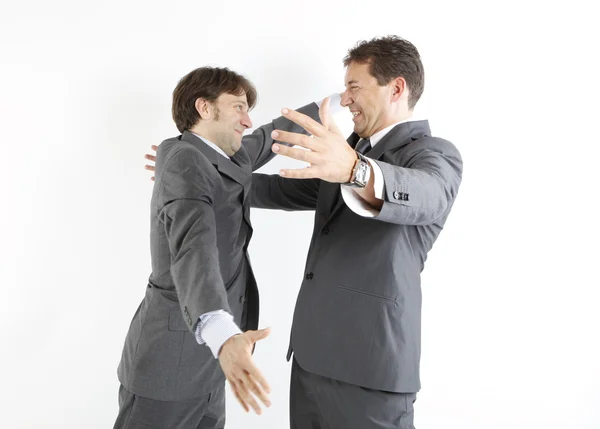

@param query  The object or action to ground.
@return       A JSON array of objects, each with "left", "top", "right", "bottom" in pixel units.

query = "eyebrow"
[{"left": 234, "top": 100, "right": 249, "bottom": 107}]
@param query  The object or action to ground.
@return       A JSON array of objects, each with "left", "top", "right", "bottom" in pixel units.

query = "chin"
[{"left": 353, "top": 125, "right": 365, "bottom": 136}]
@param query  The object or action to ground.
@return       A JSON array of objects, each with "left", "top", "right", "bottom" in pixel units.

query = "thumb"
[
  {"left": 319, "top": 96, "right": 342, "bottom": 136},
  {"left": 318, "top": 96, "right": 331, "bottom": 130},
  {"left": 247, "top": 327, "right": 271, "bottom": 343}
]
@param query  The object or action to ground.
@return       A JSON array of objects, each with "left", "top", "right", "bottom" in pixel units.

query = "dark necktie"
[{"left": 355, "top": 138, "right": 372, "bottom": 155}]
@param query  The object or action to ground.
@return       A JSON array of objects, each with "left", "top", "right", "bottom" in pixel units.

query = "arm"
[
  {"left": 159, "top": 149, "right": 230, "bottom": 326},
  {"left": 371, "top": 141, "right": 463, "bottom": 226},
  {"left": 251, "top": 173, "right": 320, "bottom": 211},
  {"left": 242, "top": 102, "right": 320, "bottom": 171}
]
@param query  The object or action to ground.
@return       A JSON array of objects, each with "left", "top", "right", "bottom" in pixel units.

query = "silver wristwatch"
[{"left": 346, "top": 152, "right": 371, "bottom": 188}]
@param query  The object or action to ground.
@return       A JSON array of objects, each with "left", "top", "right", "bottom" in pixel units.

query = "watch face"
[{"left": 355, "top": 160, "right": 369, "bottom": 187}]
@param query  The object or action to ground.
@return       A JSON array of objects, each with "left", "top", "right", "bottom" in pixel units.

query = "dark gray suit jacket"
[
  {"left": 251, "top": 120, "right": 463, "bottom": 393},
  {"left": 117, "top": 103, "right": 319, "bottom": 402}
]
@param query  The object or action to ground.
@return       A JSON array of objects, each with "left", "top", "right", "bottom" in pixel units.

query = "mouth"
[
  {"left": 350, "top": 110, "right": 362, "bottom": 122},
  {"left": 235, "top": 130, "right": 243, "bottom": 136}
]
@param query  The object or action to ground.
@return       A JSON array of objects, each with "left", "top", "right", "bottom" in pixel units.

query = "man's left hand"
[
  {"left": 144, "top": 145, "right": 158, "bottom": 181},
  {"left": 271, "top": 97, "right": 357, "bottom": 183}
]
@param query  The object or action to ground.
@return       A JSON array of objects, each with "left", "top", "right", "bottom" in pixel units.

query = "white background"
[{"left": 1, "top": 1, "right": 599, "bottom": 428}]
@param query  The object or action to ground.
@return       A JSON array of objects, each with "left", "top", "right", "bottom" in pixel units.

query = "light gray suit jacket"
[
  {"left": 117, "top": 103, "right": 319, "bottom": 402},
  {"left": 251, "top": 120, "right": 463, "bottom": 393}
]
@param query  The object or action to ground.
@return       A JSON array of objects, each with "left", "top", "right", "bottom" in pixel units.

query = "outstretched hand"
[
  {"left": 271, "top": 96, "right": 357, "bottom": 183},
  {"left": 218, "top": 328, "right": 272, "bottom": 415}
]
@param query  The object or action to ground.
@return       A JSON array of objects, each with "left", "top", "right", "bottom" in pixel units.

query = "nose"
[
  {"left": 340, "top": 90, "right": 352, "bottom": 107},
  {"left": 241, "top": 112, "right": 253, "bottom": 129}
]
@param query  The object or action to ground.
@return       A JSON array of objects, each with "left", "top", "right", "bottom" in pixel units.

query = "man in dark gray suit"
[
  {"left": 115, "top": 67, "right": 319, "bottom": 429},
  {"left": 251, "top": 36, "right": 463, "bottom": 428}
]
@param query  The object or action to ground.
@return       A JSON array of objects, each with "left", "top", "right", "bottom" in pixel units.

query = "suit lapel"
[
  {"left": 365, "top": 120, "right": 431, "bottom": 160},
  {"left": 231, "top": 149, "right": 253, "bottom": 228},
  {"left": 181, "top": 131, "right": 252, "bottom": 228}
]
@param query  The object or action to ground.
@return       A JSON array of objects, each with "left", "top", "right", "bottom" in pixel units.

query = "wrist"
[
  {"left": 346, "top": 151, "right": 360, "bottom": 182},
  {"left": 218, "top": 333, "right": 241, "bottom": 357},
  {"left": 346, "top": 152, "right": 371, "bottom": 188}
]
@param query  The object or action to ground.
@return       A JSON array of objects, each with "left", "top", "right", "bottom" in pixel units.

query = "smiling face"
[
  {"left": 206, "top": 92, "right": 253, "bottom": 156},
  {"left": 340, "top": 61, "right": 398, "bottom": 139}
]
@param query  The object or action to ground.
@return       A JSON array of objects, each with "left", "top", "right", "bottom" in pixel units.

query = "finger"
[
  {"left": 238, "top": 375, "right": 262, "bottom": 415},
  {"left": 235, "top": 373, "right": 261, "bottom": 414},
  {"left": 230, "top": 380, "right": 250, "bottom": 413},
  {"left": 271, "top": 130, "right": 316, "bottom": 150},
  {"left": 280, "top": 108, "right": 327, "bottom": 137},
  {"left": 318, "top": 96, "right": 331, "bottom": 130},
  {"left": 247, "top": 327, "right": 271, "bottom": 343},
  {"left": 319, "top": 96, "right": 343, "bottom": 135},
  {"left": 279, "top": 167, "right": 320, "bottom": 179},
  {"left": 145, "top": 154, "right": 156, "bottom": 162},
  {"left": 151, "top": 145, "right": 158, "bottom": 151},
  {"left": 243, "top": 361, "right": 271, "bottom": 395},
  {"left": 243, "top": 371, "right": 271, "bottom": 408},
  {"left": 272, "top": 144, "right": 318, "bottom": 165},
  {"left": 144, "top": 165, "right": 156, "bottom": 171}
]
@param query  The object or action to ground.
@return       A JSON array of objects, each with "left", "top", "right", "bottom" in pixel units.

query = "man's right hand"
[
  {"left": 144, "top": 145, "right": 158, "bottom": 181},
  {"left": 218, "top": 328, "right": 272, "bottom": 415}
]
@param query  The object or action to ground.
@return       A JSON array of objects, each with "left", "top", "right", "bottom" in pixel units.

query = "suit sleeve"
[
  {"left": 251, "top": 173, "right": 320, "bottom": 211},
  {"left": 372, "top": 139, "right": 463, "bottom": 226},
  {"left": 243, "top": 102, "right": 320, "bottom": 171},
  {"left": 158, "top": 149, "right": 231, "bottom": 332}
]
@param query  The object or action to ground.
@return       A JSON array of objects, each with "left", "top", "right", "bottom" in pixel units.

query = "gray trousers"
[
  {"left": 113, "top": 384, "right": 225, "bottom": 429},
  {"left": 290, "top": 358, "right": 416, "bottom": 429}
]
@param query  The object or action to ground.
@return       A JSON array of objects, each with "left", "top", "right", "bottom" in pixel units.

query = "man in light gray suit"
[
  {"left": 114, "top": 67, "right": 320, "bottom": 429},
  {"left": 251, "top": 36, "right": 463, "bottom": 428}
]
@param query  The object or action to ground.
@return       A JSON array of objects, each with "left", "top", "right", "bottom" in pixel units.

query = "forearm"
[
  {"left": 251, "top": 173, "right": 319, "bottom": 211},
  {"left": 372, "top": 151, "right": 462, "bottom": 226}
]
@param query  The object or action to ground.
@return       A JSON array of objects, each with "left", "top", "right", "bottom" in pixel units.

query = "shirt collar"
[
  {"left": 369, "top": 118, "right": 421, "bottom": 147},
  {"left": 191, "top": 132, "right": 230, "bottom": 159}
]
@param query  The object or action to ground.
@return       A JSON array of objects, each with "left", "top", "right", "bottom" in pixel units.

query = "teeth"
[{"left": 352, "top": 111, "right": 360, "bottom": 117}]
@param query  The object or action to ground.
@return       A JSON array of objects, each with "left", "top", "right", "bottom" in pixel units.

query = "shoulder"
[
  {"left": 157, "top": 137, "right": 216, "bottom": 175},
  {"left": 407, "top": 135, "right": 461, "bottom": 159},
  {"left": 155, "top": 137, "right": 218, "bottom": 200}
]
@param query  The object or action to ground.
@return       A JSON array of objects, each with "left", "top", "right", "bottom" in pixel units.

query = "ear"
[
  {"left": 390, "top": 77, "right": 407, "bottom": 103},
  {"left": 195, "top": 98, "right": 212, "bottom": 120}
]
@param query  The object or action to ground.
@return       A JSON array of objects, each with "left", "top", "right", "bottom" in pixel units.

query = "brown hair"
[
  {"left": 343, "top": 36, "right": 424, "bottom": 110},
  {"left": 172, "top": 67, "right": 257, "bottom": 133}
]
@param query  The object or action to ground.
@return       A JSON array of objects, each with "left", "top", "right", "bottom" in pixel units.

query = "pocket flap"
[{"left": 168, "top": 309, "right": 190, "bottom": 332}]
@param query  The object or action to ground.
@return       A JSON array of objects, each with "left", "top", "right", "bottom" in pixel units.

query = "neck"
[
  {"left": 368, "top": 111, "right": 413, "bottom": 137},
  {"left": 189, "top": 125, "right": 213, "bottom": 142}
]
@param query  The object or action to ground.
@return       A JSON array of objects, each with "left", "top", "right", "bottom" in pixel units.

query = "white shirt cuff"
[
  {"left": 316, "top": 93, "right": 344, "bottom": 115},
  {"left": 195, "top": 310, "right": 242, "bottom": 358},
  {"left": 370, "top": 158, "right": 385, "bottom": 200},
  {"left": 341, "top": 158, "right": 384, "bottom": 217}
]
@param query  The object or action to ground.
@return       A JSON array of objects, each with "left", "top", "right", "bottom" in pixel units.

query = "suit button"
[
  {"left": 321, "top": 227, "right": 329, "bottom": 235},
  {"left": 239, "top": 296, "right": 246, "bottom": 304},
  {"left": 305, "top": 272, "right": 314, "bottom": 280},
  {"left": 393, "top": 191, "right": 401, "bottom": 200}
]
